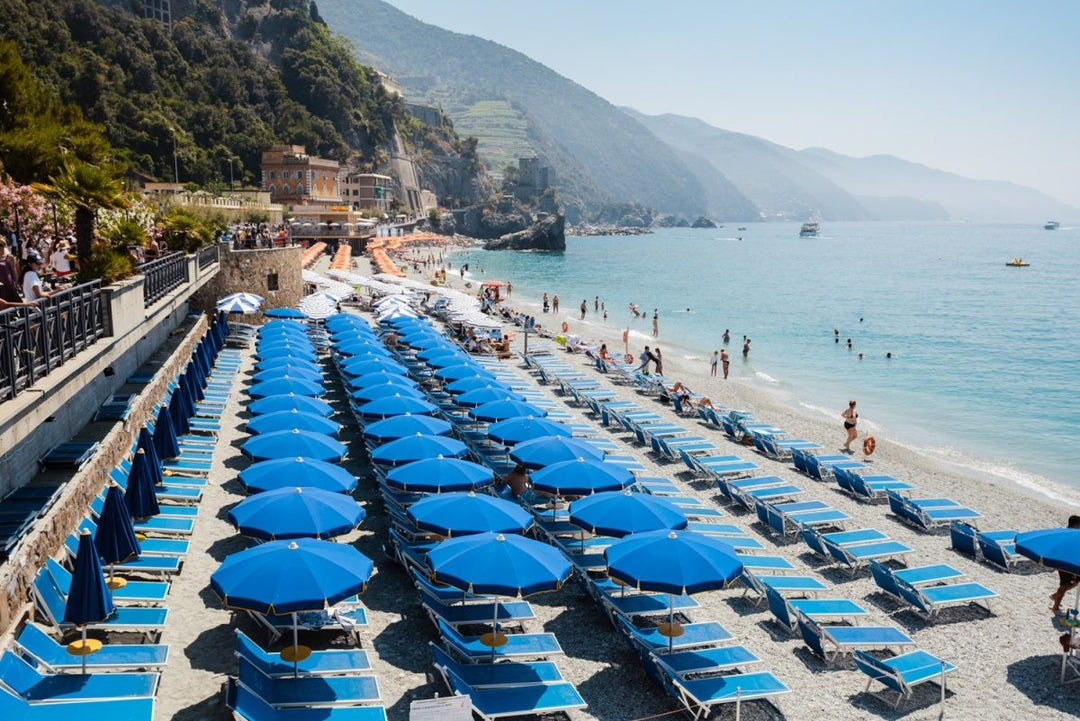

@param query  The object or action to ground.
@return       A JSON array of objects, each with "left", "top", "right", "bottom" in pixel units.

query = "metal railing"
[
  {"left": 197, "top": 244, "right": 220, "bottom": 270},
  {"left": 138, "top": 252, "right": 188, "bottom": 307},
  {"left": 0, "top": 281, "right": 109, "bottom": 402}
]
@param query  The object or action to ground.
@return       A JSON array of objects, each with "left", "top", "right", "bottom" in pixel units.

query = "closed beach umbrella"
[
  {"left": 470, "top": 400, "right": 547, "bottom": 424},
  {"left": 94, "top": 483, "right": 141, "bottom": 585},
  {"left": 455, "top": 387, "right": 525, "bottom": 409},
  {"left": 125, "top": 447, "right": 161, "bottom": 519},
  {"left": 356, "top": 395, "right": 438, "bottom": 420},
  {"left": 239, "top": 457, "right": 357, "bottom": 494},
  {"left": 338, "top": 358, "right": 407, "bottom": 377},
  {"left": 168, "top": 388, "right": 190, "bottom": 436},
  {"left": 434, "top": 365, "right": 498, "bottom": 383},
  {"left": 363, "top": 415, "right": 453, "bottom": 445},
  {"left": 384, "top": 457, "right": 494, "bottom": 494},
  {"left": 347, "top": 373, "right": 418, "bottom": 391},
  {"left": 248, "top": 393, "right": 333, "bottom": 418},
  {"left": 249, "top": 378, "right": 325, "bottom": 399},
  {"left": 487, "top": 416, "right": 572, "bottom": 446},
  {"left": 153, "top": 404, "right": 180, "bottom": 460},
  {"left": 445, "top": 377, "right": 513, "bottom": 396},
  {"left": 254, "top": 367, "right": 323, "bottom": 384},
  {"left": 408, "top": 492, "right": 532, "bottom": 537},
  {"left": 370, "top": 434, "right": 468, "bottom": 467},
  {"left": 246, "top": 410, "right": 341, "bottom": 437},
  {"left": 242, "top": 429, "right": 347, "bottom": 463},
  {"left": 228, "top": 487, "right": 366, "bottom": 540},
  {"left": 264, "top": 308, "right": 308, "bottom": 319},
  {"left": 64, "top": 530, "right": 115, "bottom": 671},
  {"left": 428, "top": 532, "right": 572, "bottom": 597},
  {"left": 530, "top": 458, "right": 633, "bottom": 497},
  {"left": 510, "top": 436, "right": 605, "bottom": 470},
  {"left": 137, "top": 426, "right": 164, "bottom": 485},
  {"left": 570, "top": 491, "right": 688, "bottom": 538},
  {"left": 351, "top": 384, "right": 426, "bottom": 403}
]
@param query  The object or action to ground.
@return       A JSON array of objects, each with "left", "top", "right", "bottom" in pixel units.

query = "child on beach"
[{"left": 710, "top": 351, "right": 718, "bottom": 377}]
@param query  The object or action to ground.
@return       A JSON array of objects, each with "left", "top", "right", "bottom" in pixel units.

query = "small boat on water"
[
  {"left": 1045, "top": 221, "right": 1060, "bottom": 230},
  {"left": 1006, "top": 258, "right": 1030, "bottom": 267},
  {"left": 799, "top": 221, "right": 819, "bottom": 238}
]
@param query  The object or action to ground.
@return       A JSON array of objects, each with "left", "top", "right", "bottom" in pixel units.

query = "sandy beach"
[{"left": 147, "top": 247, "right": 1080, "bottom": 721}]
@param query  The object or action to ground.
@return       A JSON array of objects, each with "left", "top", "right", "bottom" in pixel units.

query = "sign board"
[{"left": 409, "top": 695, "right": 471, "bottom": 721}]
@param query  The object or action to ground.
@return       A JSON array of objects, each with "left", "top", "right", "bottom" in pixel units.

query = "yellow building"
[{"left": 260, "top": 145, "right": 341, "bottom": 206}]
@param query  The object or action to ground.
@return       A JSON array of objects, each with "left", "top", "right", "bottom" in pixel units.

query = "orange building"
[{"left": 260, "top": 145, "right": 341, "bottom": 206}]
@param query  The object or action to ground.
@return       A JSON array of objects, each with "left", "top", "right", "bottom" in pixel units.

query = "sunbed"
[
  {"left": 975, "top": 529, "right": 1021, "bottom": 570},
  {"left": 0, "top": 650, "right": 159, "bottom": 701},
  {"left": 78, "top": 519, "right": 190, "bottom": 558},
  {"left": 835, "top": 467, "right": 914, "bottom": 502},
  {"left": 797, "top": 615, "right": 913, "bottom": 662},
  {"left": 32, "top": 572, "right": 168, "bottom": 641},
  {"left": 737, "top": 554, "right": 797, "bottom": 573},
  {"left": 652, "top": 645, "right": 762, "bottom": 678},
  {"left": 46, "top": 557, "right": 169, "bottom": 605},
  {"left": 237, "top": 657, "right": 381, "bottom": 707},
  {"left": 88, "top": 497, "right": 195, "bottom": 536},
  {"left": 0, "top": 681, "right": 154, "bottom": 720},
  {"left": 63, "top": 534, "right": 182, "bottom": 575},
  {"left": 854, "top": 649, "right": 956, "bottom": 709},
  {"left": 765, "top": 587, "right": 868, "bottom": 634},
  {"left": 15, "top": 622, "right": 169, "bottom": 672},
  {"left": 740, "top": 572, "right": 829, "bottom": 603},
  {"left": 235, "top": 630, "right": 370, "bottom": 678},
  {"left": 436, "top": 665, "right": 587, "bottom": 721},
  {"left": 869, "top": 560, "right": 965, "bottom": 602},
  {"left": 225, "top": 678, "right": 387, "bottom": 721},
  {"left": 437, "top": 619, "right": 563, "bottom": 662},
  {"left": 615, "top": 615, "right": 733, "bottom": 654},
  {"left": 251, "top": 602, "right": 368, "bottom": 645},
  {"left": 417, "top": 587, "right": 534, "bottom": 630},
  {"left": 429, "top": 643, "right": 563, "bottom": 688},
  {"left": 887, "top": 491, "right": 982, "bottom": 531},
  {"left": 821, "top": 537, "right": 914, "bottom": 576},
  {"left": 893, "top": 577, "right": 997, "bottom": 619}
]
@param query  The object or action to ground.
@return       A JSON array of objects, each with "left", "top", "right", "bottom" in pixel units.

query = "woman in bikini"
[{"left": 841, "top": 400, "right": 858, "bottom": 453}]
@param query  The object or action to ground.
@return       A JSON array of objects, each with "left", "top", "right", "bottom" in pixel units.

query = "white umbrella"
[
  {"left": 217, "top": 296, "right": 261, "bottom": 314},
  {"left": 219, "top": 291, "right": 265, "bottom": 305}
]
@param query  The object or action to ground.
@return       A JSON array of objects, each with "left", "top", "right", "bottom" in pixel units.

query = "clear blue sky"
[{"left": 385, "top": 0, "right": 1080, "bottom": 207}]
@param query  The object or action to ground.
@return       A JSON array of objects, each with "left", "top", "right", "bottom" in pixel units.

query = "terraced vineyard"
[{"left": 451, "top": 100, "right": 533, "bottom": 172}]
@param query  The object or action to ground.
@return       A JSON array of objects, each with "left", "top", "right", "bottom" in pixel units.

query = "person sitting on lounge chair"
[{"left": 599, "top": 344, "right": 615, "bottom": 363}]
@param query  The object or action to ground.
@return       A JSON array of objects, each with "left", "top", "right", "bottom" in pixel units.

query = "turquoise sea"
[{"left": 449, "top": 222, "right": 1080, "bottom": 500}]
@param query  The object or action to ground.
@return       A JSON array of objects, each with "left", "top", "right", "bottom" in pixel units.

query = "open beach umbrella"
[
  {"left": 570, "top": 490, "right": 688, "bottom": 538},
  {"left": 509, "top": 436, "right": 605, "bottom": 470},
  {"left": 1016, "top": 529, "right": 1080, "bottom": 576},
  {"left": 605, "top": 529, "right": 743, "bottom": 650},
  {"left": 265, "top": 308, "right": 308, "bottom": 319},
  {"left": 167, "top": 388, "right": 191, "bottom": 437},
  {"left": 434, "top": 365, "right": 498, "bottom": 383},
  {"left": 363, "top": 415, "right": 453, "bottom": 445},
  {"left": 256, "top": 339, "right": 315, "bottom": 354},
  {"left": 454, "top": 387, "right": 525, "bottom": 409},
  {"left": 338, "top": 358, "right": 408, "bottom": 377},
  {"left": 347, "top": 373, "right": 418, "bottom": 391},
  {"left": 228, "top": 487, "right": 366, "bottom": 541},
  {"left": 255, "top": 346, "right": 318, "bottom": 363},
  {"left": 429, "top": 532, "right": 572, "bottom": 598},
  {"left": 249, "top": 378, "right": 325, "bottom": 399},
  {"left": 254, "top": 367, "right": 323, "bottom": 384},
  {"left": 424, "top": 354, "right": 478, "bottom": 370},
  {"left": 530, "top": 458, "right": 633, "bottom": 497},
  {"left": 334, "top": 341, "right": 388, "bottom": 357},
  {"left": 351, "top": 384, "right": 426, "bottom": 404},
  {"left": 64, "top": 530, "right": 115, "bottom": 672},
  {"left": 210, "top": 538, "right": 372, "bottom": 667},
  {"left": 153, "top": 405, "right": 180, "bottom": 460},
  {"left": 370, "top": 434, "right": 468, "bottom": 467},
  {"left": 242, "top": 429, "right": 347, "bottom": 463},
  {"left": 487, "top": 416, "right": 572, "bottom": 446},
  {"left": 239, "top": 457, "right": 357, "bottom": 494},
  {"left": 416, "top": 347, "right": 462, "bottom": 363},
  {"left": 220, "top": 291, "right": 265, "bottom": 305},
  {"left": 246, "top": 410, "right": 341, "bottom": 437},
  {"left": 470, "top": 400, "right": 547, "bottom": 424},
  {"left": 258, "top": 332, "right": 311, "bottom": 348},
  {"left": 217, "top": 296, "right": 261, "bottom": 314},
  {"left": 256, "top": 357, "right": 321, "bottom": 373},
  {"left": 408, "top": 492, "right": 532, "bottom": 538},
  {"left": 94, "top": 483, "right": 141, "bottom": 588},
  {"left": 356, "top": 395, "right": 438, "bottom": 420},
  {"left": 445, "top": 377, "right": 512, "bottom": 396},
  {"left": 125, "top": 447, "right": 161, "bottom": 519},
  {"left": 248, "top": 393, "right": 333, "bottom": 418},
  {"left": 384, "top": 457, "right": 494, "bottom": 494}
]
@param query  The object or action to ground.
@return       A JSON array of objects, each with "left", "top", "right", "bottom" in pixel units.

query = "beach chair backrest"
[
  {"left": 853, "top": 650, "right": 904, "bottom": 694},
  {"left": 435, "top": 618, "right": 471, "bottom": 652},
  {"left": 754, "top": 500, "right": 771, "bottom": 528},
  {"left": 429, "top": 642, "right": 463, "bottom": 681},
  {"left": 739, "top": 572, "right": 764, "bottom": 598},
  {"left": 822, "top": 538, "right": 854, "bottom": 567},
  {"left": 868, "top": 560, "right": 899, "bottom": 597},
  {"left": 977, "top": 537, "right": 1010, "bottom": 569},
  {"left": 0, "top": 649, "right": 46, "bottom": 693},
  {"left": 797, "top": 616, "right": 827, "bottom": 659},
  {"left": 765, "top": 587, "right": 793, "bottom": 630},
  {"left": 834, "top": 467, "right": 855, "bottom": 493},
  {"left": 13, "top": 623, "right": 57, "bottom": 669},
  {"left": 800, "top": 525, "right": 827, "bottom": 557},
  {"left": 44, "top": 557, "right": 73, "bottom": 591},
  {"left": 441, "top": 666, "right": 473, "bottom": 697},
  {"left": 30, "top": 572, "right": 65, "bottom": 626},
  {"left": 894, "top": 578, "right": 930, "bottom": 613},
  {"left": 887, "top": 490, "right": 908, "bottom": 517},
  {"left": 234, "top": 630, "right": 269, "bottom": 671}
]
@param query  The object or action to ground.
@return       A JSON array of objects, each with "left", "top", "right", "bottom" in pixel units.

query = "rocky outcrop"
[
  {"left": 484, "top": 213, "right": 566, "bottom": 251},
  {"left": 690, "top": 216, "right": 717, "bottom": 228}
]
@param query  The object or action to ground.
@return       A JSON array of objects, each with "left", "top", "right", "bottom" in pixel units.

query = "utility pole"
[
  {"left": 228, "top": 158, "right": 235, "bottom": 192},
  {"left": 172, "top": 135, "right": 180, "bottom": 184}
]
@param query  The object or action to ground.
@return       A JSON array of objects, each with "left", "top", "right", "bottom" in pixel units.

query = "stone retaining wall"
[{"left": 191, "top": 244, "right": 303, "bottom": 317}]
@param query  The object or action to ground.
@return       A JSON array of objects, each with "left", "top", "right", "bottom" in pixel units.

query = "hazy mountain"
[{"left": 316, "top": 0, "right": 721, "bottom": 219}]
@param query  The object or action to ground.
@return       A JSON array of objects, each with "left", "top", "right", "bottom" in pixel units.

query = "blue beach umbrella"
[
  {"left": 351, "top": 384, "right": 426, "bottom": 404},
  {"left": 125, "top": 447, "right": 161, "bottom": 519},
  {"left": 363, "top": 415, "right": 453, "bottom": 445},
  {"left": 258, "top": 325, "right": 308, "bottom": 339},
  {"left": 487, "top": 416, "right": 572, "bottom": 446},
  {"left": 338, "top": 358, "right": 408, "bottom": 377},
  {"left": 255, "top": 346, "right": 317, "bottom": 362},
  {"left": 94, "top": 483, "right": 141, "bottom": 578},
  {"left": 408, "top": 492, "right": 532, "bottom": 537},
  {"left": 335, "top": 341, "right": 390, "bottom": 357},
  {"left": 347, "top": 373, "right": 419, "bottom": 391},
  {"left": 242, "top": 429, "right": 347, "bottom": 463},
  {"left": 265, "top": 308, "right": 308, "bottom": 319},
  {"left": 370, "top": 434, "right": 469, "bottom": 467},
  {"left": 136, "top": 428, "right": 165, "bottom": 485},
  {"left": 246, "top": 410, "right": 341, "bottom": 437},
  {"left": 153, "top": 404, "right": 180, "bottom": 460},
  {"left": 470, "top": 400, "right": 547, "bottom": 424},
  {"left": 168, "top": 389, "right": 191, "bottom": 436},
  {"left": 64, "top": 530, "right": 115, "bottom": 671},
  {"left": 356, "top": 395, "right": 438, "bottom": 420},
  {"left": 434, "top": 365, "right": 498, "bottom": 383},
  {"left": 239, "top": 457, "right": 357, "bottom": 494},
  {"left": 248, "top": 393, "right": 334, "bottom": 418},
  {"left": 256, "top": 357, "right": 321, "bottom": 373},
  {"left": 253, "top": 367, "right": 324, "bottom": 384},
  {"left": 445, "top": 377, "right": 513, "bottom": 396},
  {"left": 1016, "top": 529, "right": 1080, "bottom": 577},
  {"left": 384, "top": 457, "right": 494, "bottom": 494},
  {"left": 416, "top": 346, "right": 462, "bottom": 363},
  {"left": 530, "top": 458, "right": 633, "bottom": 497},
  {"left": 249, "top": 378, "right": 325, "bottom": 399},
  {"left": 510, "top": 436, "right": 605, "bottom": 470},
  {"left": 569, "top": 490, "right": 688, "bottom": 538},
  {"left": 228, "top": 487, "right": 366, "bottom": 541},
  {"left": 423, "top": 353, "right": 476, "bottom": 369},
  {"left": 399, "top": 332, "right": 444, "bottom": 347},
  {"left": 428, "top": 532, "right": 572, "bottom": 597},
  {"left": 456, "top": 387, "right": 525, "bottom": 409},
  {"left": 256, "top": 340, "right": 315, "bottom": 355}
]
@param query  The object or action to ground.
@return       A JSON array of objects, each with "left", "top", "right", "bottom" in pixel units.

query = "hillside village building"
[{"left": 260, "top": 145, "right": 341, "bottom": 207}]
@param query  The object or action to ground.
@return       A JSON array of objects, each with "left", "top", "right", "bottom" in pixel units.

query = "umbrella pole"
[
  {"left": 668, "top": 594, "right": 675, "bottom": 654},
  {"left": 292, "top": 612, "right": 299, "bottom": 678},
  {"left": 491, "top": 603, "right": 498, "bottom": 662},
  {"left": 81, "top": 627, "right": 88, "bottom": 674}
]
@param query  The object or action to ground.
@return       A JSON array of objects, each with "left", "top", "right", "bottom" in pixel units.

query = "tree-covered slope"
[{"left": 316, "top": 0, "right": 709, "bottom": 218}]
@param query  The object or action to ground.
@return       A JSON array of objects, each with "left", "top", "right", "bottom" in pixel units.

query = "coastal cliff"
[{"left": 483, "top": 212, "right": 565, "bottom": 251}]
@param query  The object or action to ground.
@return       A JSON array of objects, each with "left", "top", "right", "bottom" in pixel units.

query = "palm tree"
[{"left": 33, "top": 160, "right": 128, "bottom": 281}]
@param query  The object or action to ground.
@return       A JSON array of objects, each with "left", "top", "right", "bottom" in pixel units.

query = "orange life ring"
[
  {"left": 862, "top": 436, "right": 876, "bottom": 456},
  {"left": 624, "top": 353, "right": 634, "bottom": 364},
  {"left": 561, "top": 321, "right": 569, "bottom": 333}
]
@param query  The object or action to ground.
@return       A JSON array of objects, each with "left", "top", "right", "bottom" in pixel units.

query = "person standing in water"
[
  {"left": 841, "top": 400, "right": 858, "bottom": 453},
  {"left": 579, "top": 299, "right": 587, "bottom": 320},
  {"left": 742, "top": 338, "right": 751, "bottom": 357},
  {"left": 722, "top": 329, "right": 730, "bottom": 344},
  {"left": 721, "top": 348, "right": 730, "bottom": 379},
  {"left": 553, "top": 295, "right": 560, "bottom": 313},
  {"left": 652, "top": 310, "right": 659, "bottom": 337}
]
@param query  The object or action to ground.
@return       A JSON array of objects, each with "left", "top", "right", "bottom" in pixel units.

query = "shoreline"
[{"left": 432, "top": 249, "right": 1080, "bottom": 513}]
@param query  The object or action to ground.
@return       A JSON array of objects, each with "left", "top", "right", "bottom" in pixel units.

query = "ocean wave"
[
  {"left": 626, "top": 329, "right": 651, "bottom": 342},
  {"left": 755, "top": 372, "right": 779, "bottom": 384},
  {"left": 683, "top": 355, "right": 704, "bottom": 361}
]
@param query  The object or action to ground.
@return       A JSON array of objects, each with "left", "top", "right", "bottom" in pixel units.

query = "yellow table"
[{"left": 280, "top": 645, "right": 312, "bottom": 663}]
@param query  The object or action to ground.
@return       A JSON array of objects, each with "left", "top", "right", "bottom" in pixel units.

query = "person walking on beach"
[
  {"left": 553, "top": 295, "right": 560, "bottom": 313},
  {"left": 542, "top": 293, "right": 549, "bottom": 313},
  {"left": 721, "top": 349, "right": 730, "bottom": 379},
  {"left": 710, "top": 351, "right": 718, "bottom": 377},
  {"left": 653, "top": 347, "right": 663, "bottom": 376},
  {"left": 841, "top": 400, "right": 858, "bottom": 453},
  {"left": 506, "top": 282, "right": 512, "bottom": 298},
  {"left": 1051, "top": 515, "right": 1080, "bottom": 614},
  {"left": 579, "top": 299, "right": 587, "bottom": 320},
  {"left": 652, "top": 310, "right": 659, "bottom": 337}
]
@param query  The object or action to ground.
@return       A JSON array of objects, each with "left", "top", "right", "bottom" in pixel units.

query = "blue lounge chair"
[
  {"left": 765, "top": 587, "right": 869, "bottom": 634},
  {"left": 0, "top": 681, "right": 154, "bottom": 720},
  {"left": 235, "top": 630, "right": 370, "bottom": 678},
  {"left": 417, "top": 587, "right": 534, "bottom": 630},
  {"left": 45, "top": 557, "right": 169, "bottom": 605},
  {"left": 225, "top": 679, "right": 387, "bottom": 721},
  {"left": 869, "top": 561, "right": 966, "bottom": 602},
  {"left": 740, "top": 572, "right": 829, "bottom": 604},
  {"left": 648, "top": 657, "right": 789, "bottom": 721},
  {"left": 15, "top": 622, "right": 169, "bottom": 672},
  {"left": 854, "top": 649, "right": 956, "bottom": 709},
  {"left": 838, "top": 467, "right": 914, "bottom": 502},
  {"left": 600, "top": 589, "right": 700, "bottom": 619},
  {"left": 653, "top": 645, "right": 762, "bottom": 678},
  {"left": 430, "top": 643, "right": 563, "bottom": 688},
  {"left": 32, "top": 573, "right": 168, "bottom": 641},
  {"left": 436, "top": 620, "right": 563, "bottom": 662},
  {"left": 252, "top": 602, "right": 368, "bottom": 646},
  {"left": 615, "top": 615, "right": 733, "bottom": 654},
  {"left": 88, "top": 497, "right": 195, "bottom": 536},
  {"left": 894, "top": 577, "right": 997, "bottom": 619},
  {"left": 821, "top": 537, "right": 913, "bottom": 576},
  {"left": 949, "top": 521, "right": 979, "bottom": 558},
  {"left": 888, "top": 491, "right": 982, "bottom": 531},
  {"left": 435, "top": 665, "right": 587, "bottom": 721},
  {"left": 976, "top": 529, "right": 1020, "bottom": 570},
  {"left": 0, "top": 651, "right": 159, "bottom": 701},
  {"left": 64, "top": 534, "right": 182, "bottom": 575},
  {"left": 738, "top": 555, "right": 797, "bottom": 573},
  {"left": 77, "top": 519, "right": 190, "bottom": 558},
  {"left": 237, "top": 657, "right": 381, "bottom": 707},
  {"left": 797, "top": 616, "right": 913, "bottom": 662}
]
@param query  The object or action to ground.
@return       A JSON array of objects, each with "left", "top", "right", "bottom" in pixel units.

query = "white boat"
[
  {"left": 799, "top": 221, "right": 820, "bottom": 238},
  {"left": 1045, "top": 220, "right": 1060, "bottom": 230}
]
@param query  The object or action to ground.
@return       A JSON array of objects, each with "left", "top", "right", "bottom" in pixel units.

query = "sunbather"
[
  {"left": 1050, "top": 514, "right": 1080, "bottom": 614},
  {"left": 500, "top": 463, "right": 531, "bottom": 500}
]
